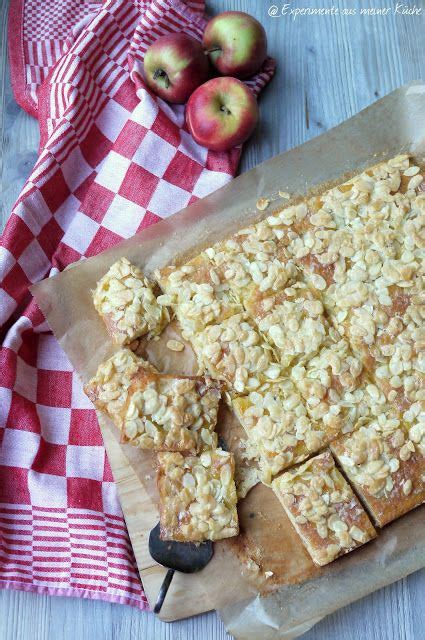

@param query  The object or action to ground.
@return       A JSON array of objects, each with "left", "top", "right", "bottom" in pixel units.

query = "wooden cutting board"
[
  {"left": 99, "top": 413, "right": 260, "bottom": 622},
  {"left": 99, "top": 418, "right": 217, "bottom": 621}
]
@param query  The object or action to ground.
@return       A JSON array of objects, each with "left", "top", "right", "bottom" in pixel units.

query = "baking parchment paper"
[{"left": 32, "top": 81, "right": 425, "bottom": 639}]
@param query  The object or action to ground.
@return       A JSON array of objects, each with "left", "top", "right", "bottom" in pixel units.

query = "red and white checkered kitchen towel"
[{"left": 1, "top": 0, "right": 274, "bottom": 608}]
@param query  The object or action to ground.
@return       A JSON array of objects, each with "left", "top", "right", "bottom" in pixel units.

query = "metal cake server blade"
[{"left": 149, "top": 522, "right": 213, "bottom": 614}]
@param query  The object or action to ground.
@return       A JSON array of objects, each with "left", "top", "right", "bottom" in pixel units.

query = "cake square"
[
  {"left": 192, "top": 313, "right": 281, "bottom": 395},
  {"left": 120, "top": 370, "right": 221, "bottom": 453},
  {"left": 286, "top": 154, "right": 423, "bottom": 304},
  {"left": 272, "top": 450, "right": 376, "bottom": 566},
  {"left": 317, "top": 154, "right": 424, "bottom": 236},
  {"left": 350, "top": 284, "right": 423, "bottom": 412},
  {"left": 290, "top": 225, "right": 355, "bottom": 299},
  {"left": 93, "top": 257, "right": 169, "bottom": 345},
  {"left": 233, "top": 381, "right": 341, "bottom": 483},
  {"left": 285, "top": 156, "right": 424, "bottom": 291},
  {"left": 84, "top": 348, "right": 157, "bottom": 426},
  {"left": 157, "top": 449, "right": 239, "bottom": 542},
  {"left": 273, "top": 193, "right": 353, "bottom": 298},
  {"left": 251, "top": 282, "right": 329, "bottom": 370},
  {"left": 326, "top": 279, "right": 423, "bottom": 412},
  {"left": 290, "top": 337, "right": 379, "bottom": 433},
  {"left": 156, "top": 254, "right": 241, "bottom": 338},
  {"left": 331, "top": 408, "right": 425, "bottom": 527},
  {"left": 206, "top": 219, "right": 298, "bottom": 300}
]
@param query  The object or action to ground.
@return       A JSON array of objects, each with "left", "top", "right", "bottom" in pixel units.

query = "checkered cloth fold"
[{"left": 1, "top": 0, "right": 274, "bottom": 607}]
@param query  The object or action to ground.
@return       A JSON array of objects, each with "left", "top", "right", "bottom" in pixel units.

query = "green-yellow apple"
[
  {"left": 203, "top": 11, "right": 267, "bottom": 79},
  {"left": 143, "top": 33, "right": 209, "bottom": 104},
  {"left": 185, "top": 77, "right": 259, "bottom": 151}
]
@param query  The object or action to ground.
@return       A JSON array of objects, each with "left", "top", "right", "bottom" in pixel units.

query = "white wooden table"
[{"left": 1, "top": 1, "right": 424, "bottom": 638}]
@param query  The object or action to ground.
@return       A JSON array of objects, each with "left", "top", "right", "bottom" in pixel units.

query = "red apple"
[
  {"left": 203, "top": 11, "right": 267, "bottom": 79},
  {"left": 143, "top": 33, "right": 209, "bottom": 104},
  {"left": 185, "top": 77, "right": 259, "bottom": 151}
]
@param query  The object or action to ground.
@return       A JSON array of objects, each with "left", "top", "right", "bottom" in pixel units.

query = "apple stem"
[
  {"left": 208, "top": 47, "right": 222, "bottom": 54},
  {"left": 220, "top": 105, "right": 231, "bottom": 115},
  {"left": 153, "top": 68, "right": 170, "bottom": 89}
]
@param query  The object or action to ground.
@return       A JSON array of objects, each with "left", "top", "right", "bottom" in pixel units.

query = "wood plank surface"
[{"left": 1, "top": 0, "right": 424, "bottom": 638}]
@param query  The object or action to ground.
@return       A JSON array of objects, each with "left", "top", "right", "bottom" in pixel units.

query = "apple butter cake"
[{"left": 87, "top": 154, "right": 424, "bottom": 547}]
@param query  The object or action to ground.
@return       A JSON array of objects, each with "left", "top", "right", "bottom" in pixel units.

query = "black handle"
[{"left": 154, "top": 568, "right": 175, "bottom": 614}]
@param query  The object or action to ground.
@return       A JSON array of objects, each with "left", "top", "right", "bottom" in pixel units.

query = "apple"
[
  {"left": 143, "top": 33, "right": 209, "bottom": 104},
  {"left": 203, "top": 11, "right": 267, "bottom": 79},
  {"left": 185, "top": 77, "right": 259, "bottom": 151}
]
